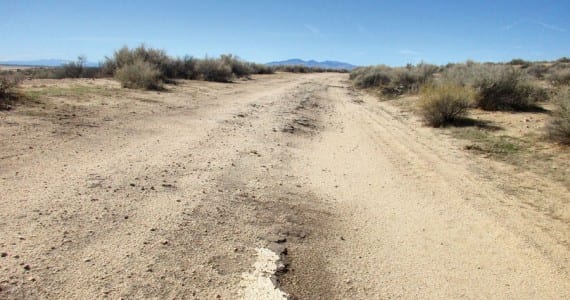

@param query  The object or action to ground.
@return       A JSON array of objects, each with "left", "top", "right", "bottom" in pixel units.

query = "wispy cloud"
[
  {"left": 502, "top": 19, "right": 566, "bottom": 32},
  {"left": 536, "top": 22, "right": 566, "bottom": 32},
  {"left": 502, "top": 21, "right": 521, "bottom": 31},
  {"left": 304, "top": 24, "right": 321, "bottom": 36}
]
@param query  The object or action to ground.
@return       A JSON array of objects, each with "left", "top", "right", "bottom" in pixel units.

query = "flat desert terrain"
[{"left": 1, "top": 73, "right": 568, "bottom": 298}]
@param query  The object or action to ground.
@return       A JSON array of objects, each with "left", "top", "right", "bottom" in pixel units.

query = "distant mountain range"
[
  {"left": 0, "top": 59, "right": 99, "bottom": 67},
  {"left": 266, "top": 59, "right": 358, "bottom": 70}
]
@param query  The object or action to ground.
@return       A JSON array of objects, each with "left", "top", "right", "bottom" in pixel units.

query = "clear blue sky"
[{"left": 1, "top": 0, "right": 568, "bottom": 66}]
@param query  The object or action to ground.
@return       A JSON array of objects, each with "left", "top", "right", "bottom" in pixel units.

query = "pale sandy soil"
[{"left": 0, "top": 73, "right": 568, "bottom": 299}]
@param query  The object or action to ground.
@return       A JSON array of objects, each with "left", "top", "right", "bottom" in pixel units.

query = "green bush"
[
  {"left": 114, "top": 59, "right": 162, "bottom": 90},
  {"left": 548, "top": 89, "right": 570, "bottom": 144},
  {"left": 418, "top": 83, "right": 475, "bottom": 127},
  {"left": 197, "top": 58, "right": 233, "bottom": 82}
]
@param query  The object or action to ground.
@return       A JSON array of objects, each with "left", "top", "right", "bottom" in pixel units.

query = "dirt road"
[{"left": 1, "top": 73, "right": 568, "bottom": 299}]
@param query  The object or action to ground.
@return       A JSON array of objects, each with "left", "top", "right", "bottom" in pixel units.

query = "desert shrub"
[
  {"left": 114, "top": 59, "right": 162, "bottom": 90},
  {"left": 526, "top": 64, "right": 550, "bottom": 79},
  {"left": 59, "top": 55, "right": 87, "bottom": 78},
  {"left": 476, "top": 69, "right": 544, "bottom": 111},
  {"left": 220, "top": 54, "right": 252, "bottom": 78},
  {"left": 174, "top": 56, "right": 199, "bottom": 79},
  {"left": 442, "top": 62, "right": 506, "bottom": 87},
  {"left": 508, "top": 58, "right": 530, "bottom": 67},
  {"left": 547, "top": 68, "right": 570, "bottom": 86},
  {"left": 351, "top": 63, "right": 437, "bottom": 95},
  {"left": 547, "top": 89, "right": 570, "bottom": 144},
  {"left": 418, "top": 83, "right": 475, "bottom": 127},
  {"left": 0, "top": 73, "right": 25, "bottom": 109},
  {"left": 351, "top": 66, "right": 392, "bottom": 88},
  {"left": 103, "top": 45, "right": 171, "bottom": 78},
  {"left": 197, "top": 58, "right": 233, "bottom": 82},
  {"left": 249, "top": 63, "right": 274, "bottom": 74}
]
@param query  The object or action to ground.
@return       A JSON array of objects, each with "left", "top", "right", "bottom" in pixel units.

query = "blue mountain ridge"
[{"left": 0, "top": 59, "right": 99, "bottom": 67}]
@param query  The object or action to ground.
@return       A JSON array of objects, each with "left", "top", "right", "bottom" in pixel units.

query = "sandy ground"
[{"left": 0, "top": 73, "right": 568, "bottom": 299}]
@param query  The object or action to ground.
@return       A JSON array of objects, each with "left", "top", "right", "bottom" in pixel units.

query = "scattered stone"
[
  {"left": 129, "top": 183, "right": 135, "bottom": 187},
  {"left": 340, "top": 236, "right": 345, "bottom": 241},
  {"left": 1, "top": 252, "right": 7, "bottom": 257},
  {"left": 161, "top": 240, "right": 169, "bottom": 245},
  {"left": 23, "top": 264, "right": 31, "bottom": 271}
]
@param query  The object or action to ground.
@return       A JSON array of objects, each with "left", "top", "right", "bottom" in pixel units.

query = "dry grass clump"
[
  {"left": 418, "top": 83, "right": 475, "bottom": 127},
  {"left": 548, "top": 88, "right": 570, "bottom": 144},
  {"left": 115, "top": 59, "right": 163, "bottom": 90}
]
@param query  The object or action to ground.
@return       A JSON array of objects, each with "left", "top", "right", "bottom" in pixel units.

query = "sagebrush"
[
  {"left": 548, "top": 89, "right": 570, "bottom": 144},
  {"left": 0, "top": 73, "right": 25, "bottom": 110},
  {"left": 418, "top": 83, "right": 475, "bottom": 127},
  {"left": 114, "top": 59, "right": 163, "bottom": 90}
]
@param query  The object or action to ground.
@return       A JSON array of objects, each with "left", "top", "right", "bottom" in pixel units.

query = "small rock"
[
  {"left": 340, "top": 236, "right": 345, "bottom": 241},
  {"left": 23, "top": 264, "right": 31, "bottom": 271},
  {"left": 129, "top": 183, "right": 136, "bottom": 187},
  {"left": 1, "top": 252, "right": 7, "bottom": 257},
  {"left": 161, "top": 240, "right": 169, "bottom": 245}
]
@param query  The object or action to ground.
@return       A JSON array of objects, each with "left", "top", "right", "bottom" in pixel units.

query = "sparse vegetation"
[
  {"left": 0, "top": 73, "right": 24, "bottom": 110},
  {"left": 100, "top": 45, "right": 274, "bottom": 87},
  {"left": 476, "top": 68, "right": 545, "bottom": 111},
  {"left": 350, "top": 63, "right": 438, "bottom": 95},
  {"left": 115, "top": 59, "right": 163, "bottom": 90},
  {"left": 548, "top": 89, "right": 570, "bottom": 144},
  {"left": 273, "top": 65, "right": 348, "bottom": 73},
  {"left": 547, "top": 67, "right": 570, "bottom": 86},
  {"left": 453, "top": 128, "right": 523, "bottom": 156},
  {"left": 418, "top": 83, "right": 475, "bottom": 127},
  {"left": 197, "top": 58, "right": 234, "bottom": 83}
]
